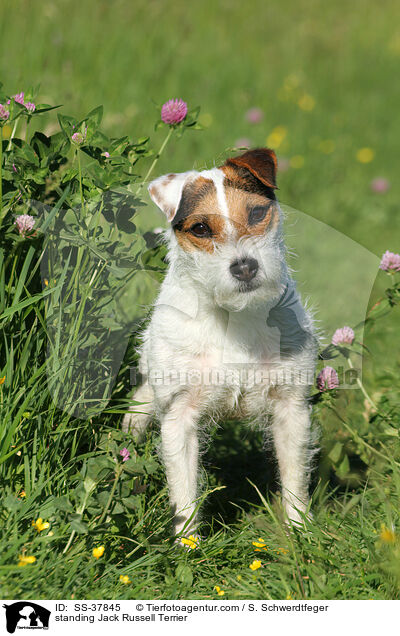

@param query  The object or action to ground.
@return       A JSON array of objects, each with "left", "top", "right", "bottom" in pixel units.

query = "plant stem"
[
  {"left": 347, "top": 356, "right": 378, "bottom": 411},
  {"left": 98, "top": 464, "right": 123, "bottom": 526},
  {"left": 0, "top": 125, "right": 3, "bottom": 228},
  {"left": 77, "top": 149, "right": 85, "bottom": 216},
  {"left": 6, "top": 120, "right": 18, "bottom": 151},
  {"left": 328, "top": 404, "right": 400, "bottom": 468},
  {"left": 136, "top": 127, "right": 173, "bottom": 195},
  {"left": 62, "top": 488, "right": 93, "bottom": 555}
]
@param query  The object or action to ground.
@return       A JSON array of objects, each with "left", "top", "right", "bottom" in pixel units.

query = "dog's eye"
[
  {"left": 248, "top": 205, "right": 270, "bottom": 226},
  {"left": 189, "top": 222, "right": 212, "bottom": 237}
]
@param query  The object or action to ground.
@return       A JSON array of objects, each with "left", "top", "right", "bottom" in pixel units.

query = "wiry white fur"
[{"left": 123, "top": 168, "right": 318, "bottom": 536}]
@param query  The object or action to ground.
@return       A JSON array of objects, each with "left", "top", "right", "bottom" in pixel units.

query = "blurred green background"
[{"left": 1, "top": 0, "right": 399, "bottom": 358}]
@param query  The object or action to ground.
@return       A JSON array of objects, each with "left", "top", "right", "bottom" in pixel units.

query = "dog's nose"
[{"left": 230, "top": 257, "right": 259, "bottom": 282}]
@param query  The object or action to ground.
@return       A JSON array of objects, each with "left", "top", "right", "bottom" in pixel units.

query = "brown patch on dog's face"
[
  {"left": 220, "top": 149, "right": 280, "bottom": 238},
  {"left": 173, "top": 176, "right": 227, "bottom": 253},
  {"left": 224, "top": 187, "right": 279, "bottom": 238}
]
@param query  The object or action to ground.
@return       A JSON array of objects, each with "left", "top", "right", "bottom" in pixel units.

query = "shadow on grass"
[{"left": 201, "top": 421, "right": 278, "bottom": 527}]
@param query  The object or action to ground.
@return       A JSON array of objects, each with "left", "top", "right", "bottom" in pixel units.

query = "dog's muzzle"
[{"left": 229, "top": 257, "right": 259, "bottom": 283}]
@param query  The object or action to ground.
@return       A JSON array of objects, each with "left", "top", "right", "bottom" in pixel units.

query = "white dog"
[{"left": 123, "top": 148, "right": 317, "bottom": 539}]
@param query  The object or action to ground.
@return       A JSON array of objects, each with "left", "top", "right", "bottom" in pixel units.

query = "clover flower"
[
  {"left": 0, "top": 104, "right": 10, "bottom": 121},
  {"left": 18, "top": 554, "right": 36, "bottom": 567},
  {"left": 371, "top": 177, "right": 390, "bottom": 193},
  {"left": 25, "top": 102, "right": 36, "bottom": 113},
  {"left": 379, "top": 250, "right": 400, "bottom": 272},
  {"left": 119, "top": 447, "right": 130, "bottom": 462},
  {"left": 316, "top": 366, "right": 339, "bottom": 392},
  {"left": 249, "top": 559, "right": 262, "bottom": 571},
  {"left": 71, "top": 131, "right": 86, "bottom": 145},
  {"left": 32, "top": 518, "right": 50, "bottom": 532},
  {"left": 92, "top": 546, "right": 105, "bottom": 559},
  {"left": 214, "top": 585, "right": 225, "bottom": 596},
  {"left": 119, "top": 575, "right": 131, "bottom": 584},
  {"left": 235, "top": 137, "right": 251, "bottom": 149},
  {"left": 180, "top": 535, "right": 199, "bottom": 550},
  {"left": 245, "top": 107, "right": 263, "bottom": 124},
  {"left": 14, "top": 214, "right": 35, "bottom": 236},
  {"left": 161, "top": 99, "right": 188, "bottom": 125},
  {"left": 332, "top": 326, "right": 355, "bottom": 346},
  {"left": 13, "top": 92, "right": 25, "bottom": 105}
]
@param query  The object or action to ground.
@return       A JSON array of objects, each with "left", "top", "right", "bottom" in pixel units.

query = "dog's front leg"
[
  {"left": 271, "top": 388, "right": 312, "bottom": 525},
  {"left": 160, "top": 393, "right": 200, "bottom": 538}
]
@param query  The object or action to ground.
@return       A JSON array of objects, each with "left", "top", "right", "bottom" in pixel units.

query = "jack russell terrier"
[{"left": 123, "top": 148, "right": 317, "bottom": 539}]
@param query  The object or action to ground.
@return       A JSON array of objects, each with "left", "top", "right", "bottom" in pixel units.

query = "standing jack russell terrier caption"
[{"left": 123, "top": 148, "right": 318, "bottom": 540}]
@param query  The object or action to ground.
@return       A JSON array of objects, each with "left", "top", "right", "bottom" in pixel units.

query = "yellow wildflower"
[
  {"left": 32, "top": 518, "right": 50, "bottom": 532},
  {"left": 249, "top": 559, "right": 262, "bottom": 571},
  {"left": 266, "top": 126, "right": 287, "bottom": 149},
  {"left": 92, "top": 546, "right": 105, "bottom": 559},
  {"left": 356, "top": 147, "right": 374, "bottom": 163},
  {"left": 318, "top": 139, "right": 335, "bottom": 154},
  {"left": 275, "top": 547, "right": 289, "bottom": 555},
  {"left": 18, "top": 554, "right": 36, "bottom": 567},
  {"left": 214, "top": 585, "right": 225, "bottom": 596},
  {"left": 0, "top": 376, "right": 5, "bottom": 385},
  {"left": 119, "top": 575, "right": 131, "bottom": 584},
  {"left": 286, "top": 594, "right": 293, "bottom": 600},
  {"left": 380, "top": 525, "right": 396, "bottom": 544},
  {"left": 19, "top": 490, "right": 26, "bottom": 498},
  {"left": 44, "top": 279, "right": 49, "bottom": 286},
  {"left": 252, "top": 537, "right": 268, "bottom": 552},
  {"left": 290, "top": 155, "right": 304, "bottom": 169},
  {"left": 181, "top": 535, "right": 199, "bottom": 550},
  {"left": 237, "top": 574, "right": 242, "bottom": 581},
  {"left": 298, "top": 94, "right": 315, "bottom": 111}
]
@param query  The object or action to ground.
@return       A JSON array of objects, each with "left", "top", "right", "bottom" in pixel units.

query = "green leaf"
[
  {"left": 175, "top": 563, "right": 193, "bottom": 587},
  {"left": 54, "top": 496, "right": 73, "bottom": 512},
  {"left": 85, "top": 105, "right": 103, "bottom": 129},
  {"left": 69, "top": 515, "right": 89, "bottom": 534},
  {"left": 336, "top": 453, "right": 350, "bottom": 478},
  {"left": 3, "top": 495, "right": 22, "bottom": 512},
  {"left": 123, "top": 458, "right": 145, "bottom": 475},
  {"left": 121, "top": 495, "right": 141, "bottom": 510},
  {"left": 328, "top": 441, "right": 343, "bottom": 464}
]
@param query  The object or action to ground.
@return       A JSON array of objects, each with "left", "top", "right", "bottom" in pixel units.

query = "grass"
[{"left": 0, "top": 0, "right": 400, "bottom": 600}]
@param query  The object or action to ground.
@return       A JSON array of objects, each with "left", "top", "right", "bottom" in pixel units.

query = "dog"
[{"left": 123, "top": 148, "right": 317, "bottom": 539}]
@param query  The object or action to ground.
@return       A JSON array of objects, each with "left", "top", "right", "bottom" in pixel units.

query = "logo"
[{"left": 3, "top": 602, "right": 50, "bottom": 634}]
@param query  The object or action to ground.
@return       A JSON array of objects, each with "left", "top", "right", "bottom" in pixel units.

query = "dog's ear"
[
  {"left": 224, "top": 147, "right": 278, "bottom": 189},
  {"left": 148, "top": 171, "right": 197, "bottom": 222}
]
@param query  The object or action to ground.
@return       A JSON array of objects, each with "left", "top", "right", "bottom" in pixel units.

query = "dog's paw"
[
  {"left": 122, "top": 410, "right": 150, "bottom": 439},
  {"left": 284, "top": 507, "right": 313, "bottom": 532}
]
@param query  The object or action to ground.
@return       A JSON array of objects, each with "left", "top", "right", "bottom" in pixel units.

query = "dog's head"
[{"left": 148, "top": 148, "right": 287, "bottom": 311}]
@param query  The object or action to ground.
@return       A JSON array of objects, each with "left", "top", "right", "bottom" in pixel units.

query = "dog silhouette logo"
[{"left": 3, "top": 602, "right": 50, "bottom": 633}]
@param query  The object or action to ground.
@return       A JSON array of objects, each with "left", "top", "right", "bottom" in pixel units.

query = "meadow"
[{"left": 0, "top": 0, "right": 399, "bottom": 600}]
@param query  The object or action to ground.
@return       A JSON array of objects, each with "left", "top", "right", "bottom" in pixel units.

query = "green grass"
[{"left": 0, "top": 0, "right": 400, "bottom": 600}]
